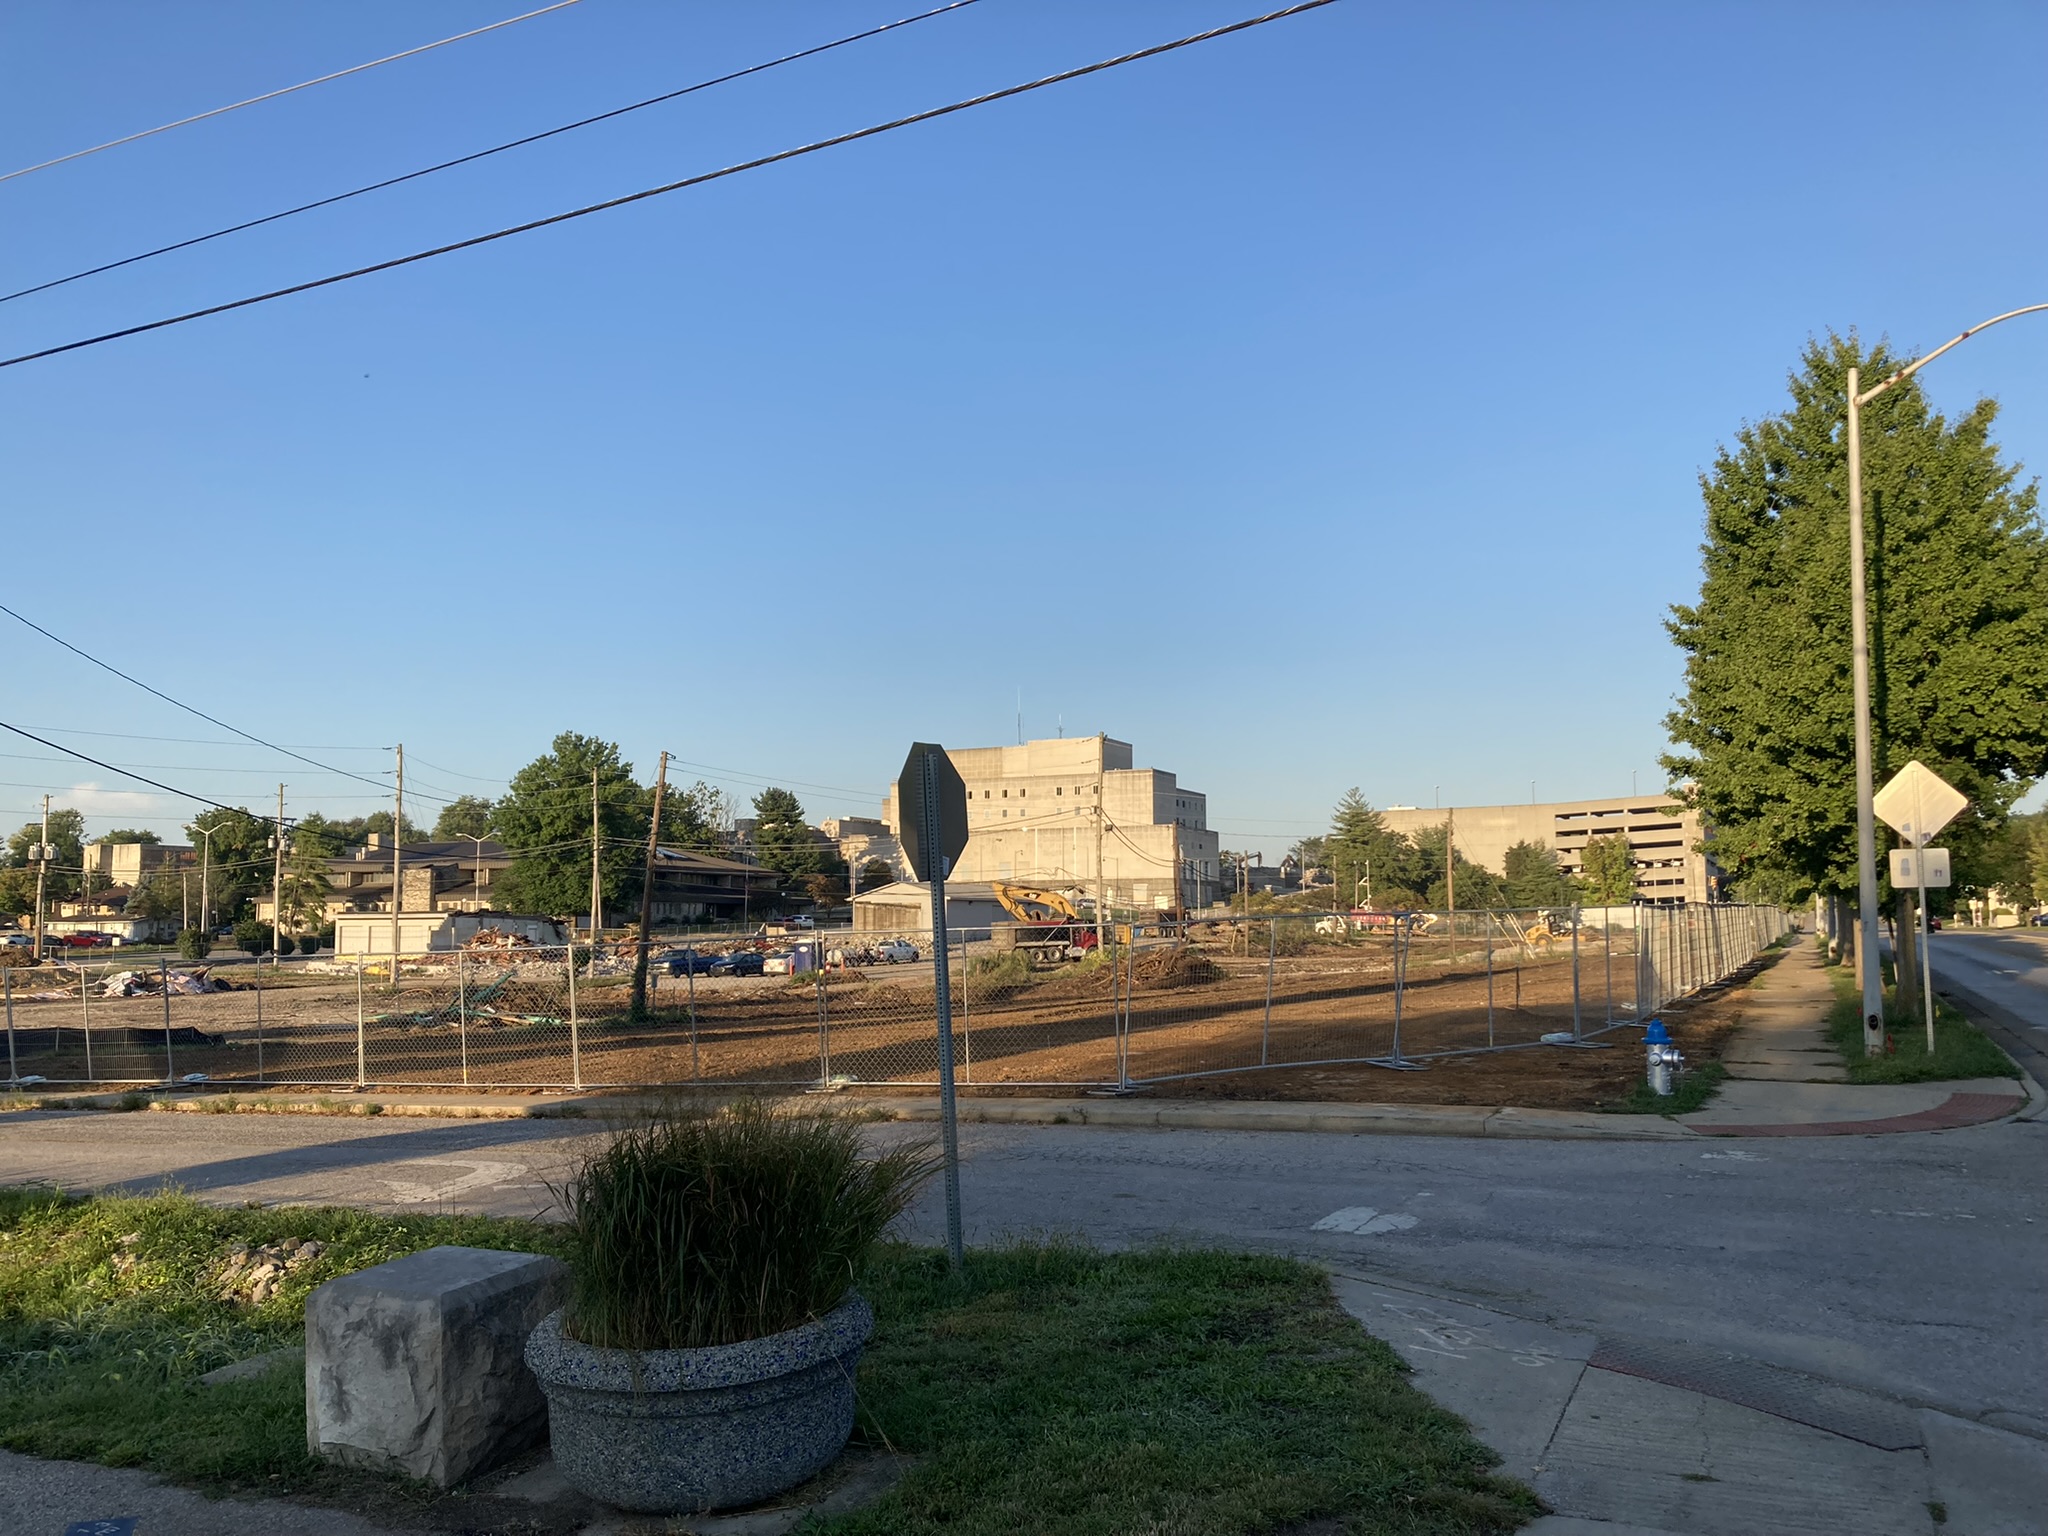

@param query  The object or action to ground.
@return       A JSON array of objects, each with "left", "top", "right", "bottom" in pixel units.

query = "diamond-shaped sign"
[{"left": 1873, "top": 760, "right": 1968, "bottom": 847}]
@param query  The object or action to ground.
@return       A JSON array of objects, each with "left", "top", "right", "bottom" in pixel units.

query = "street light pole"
[{"left": 1842, "top": 303, "right": 2048, "bottom": 1051}]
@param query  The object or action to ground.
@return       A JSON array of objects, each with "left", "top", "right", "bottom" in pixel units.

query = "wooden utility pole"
[
  {"left": 272, "top": 783, "right": 285, "bottom": 968},
  {"left": 1445, "top": 807, "right": 1456, "bottom": 919},
  {"left": 589, "top": 768, "right": 602, "bottom": 941},
  {"left": 32, "top": 795, "right": 49, "bottom": 960},
  {"left": 630, "top": 751, "right": 668, "bottom": 1020},
  {"left": 389, "top": 745, "right": 404, "bottom": 966}
]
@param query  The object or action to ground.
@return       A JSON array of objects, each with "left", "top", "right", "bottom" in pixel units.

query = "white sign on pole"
[
  {"left": 1887, "top": 847, "right": 1951, "bottom": 889},
  {"left": 1873, "top": 760, "right": 1968, "bottom": 847}
]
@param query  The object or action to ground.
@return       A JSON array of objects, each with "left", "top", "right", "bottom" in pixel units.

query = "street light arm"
[{"left": 1855, "top": 302, "right": 2048, "bottom": 404}]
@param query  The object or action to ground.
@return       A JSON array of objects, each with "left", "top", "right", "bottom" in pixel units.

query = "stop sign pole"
[{"left": 897, "top": 742, "right": 969, "bottom": 1271}]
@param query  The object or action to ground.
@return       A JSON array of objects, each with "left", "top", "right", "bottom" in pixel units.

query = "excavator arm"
[{"left": 991, "top": 881, "right": 1084, "bottom": 923}]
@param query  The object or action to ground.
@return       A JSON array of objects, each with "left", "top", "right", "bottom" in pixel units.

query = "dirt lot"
[{"left": 0, "top": 931, "right": 1764, "bottom": 1113}]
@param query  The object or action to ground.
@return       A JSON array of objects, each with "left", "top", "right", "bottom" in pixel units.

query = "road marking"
[
  {"left": 381, "top": 1159, "right": 529, "bottom": 1205},
  {"left": 1699, "top": 1149, "right": 1765, "bottom": 1161},
  {"left": 1312, "top": 1205, "right": 1419, "bottom": 1235}
]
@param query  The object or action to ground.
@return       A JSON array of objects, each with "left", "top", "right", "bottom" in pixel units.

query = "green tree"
[
  {"left": 1666, "top": 334, "right": 2048, "bottom": 901},
  {"left": 1579, "top": 834, "right": 1636, "bottom": 905},
  {"left": 277, "top": 846, "right": 334, "bottom": 935},
  {"left": 751, "top": 788, "right": 822, "bottom": 882},
  {"left": 186, "top": 808, "right": 274, "bottom": 921},
  {"left": 492, "top": 733, "right": 649, "bottom": 919},
  {"left": 859, "top": 858, "right": 896, "bottom": 892},
  {"left": 1325, "top": 790, "right": 1419, "bottom": 906},
  {"left": 432, "top": 796, "right": 496, "bottom": 841},
  {"left": 96, "top": 829, "right": 160, "bottom": 845},
  {"left": 664, "top": 781, "right": 735, "bottom": 854},
  {"left": 1503, "top": 841, "right": 1578, "bottom": 908},
  {"left": 128, "top": 870, "right": 187, "bottom": 922},
  {"left": 232, "top": 917, "right": 273, "bottom": 957}
]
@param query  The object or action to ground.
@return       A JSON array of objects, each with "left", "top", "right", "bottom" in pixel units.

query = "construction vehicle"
[{"left": 990, "top": 882, "right": 1101, "bottom": 965}]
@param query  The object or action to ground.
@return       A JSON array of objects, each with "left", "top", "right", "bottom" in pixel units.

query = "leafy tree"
[
  {"left": 432, "top": 796, "right": 496, "bottom": 841},
  {"left": 664, "top": 781, "right": 736, "bottom": 854},
  {"left": 1579, "top": 834, "right": 1636, "bottom": 905},
  {"left": 277, "top": 846, "right": 335, "bottom": 935},
  {"left": 96, "top": 829, "right": 160, "bottom": 845},
  {"left": 1666, "top": 334, "right": 2048, "bottom": 902},
  {"left": 177, "top": 928, "right": 211, "bottom": 960},
  {"left": 232, "top": 917, "right": 273, "bottom": 957},
  {"left": 492, "top": 733, "right": 649, "bottom": 919},
  {"left": 859, "top": 858, "right": 896, "bottom": 891},
  {"left": 6, "top": 809, "right": 87, "bottom": 903},
  {"left": 186, "top": 809, "right": 274, "bottom": 922},
  {"left": 1325, "top": 790, "right": 1419, "bottom": 906},
  {"left": 294, "top": 810, "right": 428, "bottom": 857},
  {"left": 128, "top": 871, "right": 187, "bottom": 922},
  {"left": 1502, "top": 841, "right": 1578, "bottom": 909},
  {"left": 751, "top": 788, "right": 822, "bottom": 881},
  {"left": 1403, "top": 824, "right": 1503, "bottom": 909}
]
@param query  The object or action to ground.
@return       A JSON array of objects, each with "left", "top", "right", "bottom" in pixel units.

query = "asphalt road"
[
  {"left": 1, "top": 1102, "right": 2041, "bottom": 1444},
  {"left": 1928, "top": 929, "right": 2048, "bottom": 1079}
]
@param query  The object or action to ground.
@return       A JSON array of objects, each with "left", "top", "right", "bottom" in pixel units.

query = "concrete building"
[
  {"left": 821, "top": 817, "right": 906, "bottom": 883},
  {"left": 85, "top": 840, "right": 192, "bottom": 887},
  {"left": 1379, "top": 795, "right": 1719, "bottom": 905},
  {"left": 879, "top": 734, "right": 1220, "bottom": 912},
  {"left": 333, "top": 911, "right": 564, "bottom": 956}
]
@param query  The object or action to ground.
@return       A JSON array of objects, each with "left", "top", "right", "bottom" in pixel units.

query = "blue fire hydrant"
[{"left": 1644, "top": 1018, "right": 1683, "bottom": 1096}]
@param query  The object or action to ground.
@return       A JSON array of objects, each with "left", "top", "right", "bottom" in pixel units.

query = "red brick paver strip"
[{"left": 1692, "top": 1090, "right": 2024, "bottom": 1138}]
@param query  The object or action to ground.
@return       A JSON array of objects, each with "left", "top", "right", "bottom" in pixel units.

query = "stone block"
[{"left": 306, "top": 1245, "right": 568, "bottom": 1487}]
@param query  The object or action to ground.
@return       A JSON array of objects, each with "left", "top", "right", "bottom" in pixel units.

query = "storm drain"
[{"left": 1587, "top": 1337, "right": 1924, "bottom": 1450}]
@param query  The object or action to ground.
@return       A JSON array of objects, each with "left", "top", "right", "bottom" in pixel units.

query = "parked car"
[
  {"left": 59, "top": 932, "right": 114, "bottom": 948},
  {"left": 663, "top": 948, "right": 721, "bottom": 977},
  {"left": 2032, "top": 912, "right": 2048, "bottom": 927},
  {"left": 709, "top": 951, "right": 766, "bottom": 977},
  {"left": 2, "top": 934, "right": 32, "bottom": 948},
  {"left": 874, "top": 939, "right": 919, "bottom": 964}
]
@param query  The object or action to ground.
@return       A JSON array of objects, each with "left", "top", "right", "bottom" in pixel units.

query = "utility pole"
[
  {"left": 589, "top": 768, "right": 602, "bottom": 942},
  {"left": 1844, "top": 365, "right": 1885, "bottom": 1054},
  {"left": 271, "top": 784, "right": 285, "bottom": 968},
  {"left": 630, "top": 751, "right": 668, "bottom": 1020},
  {"left": 1445, "top": 807, "right": 1456, "bottom": 921},
  {"left": 389, "top": 744, "right": 404, "bottom": 966},
  {"left": 32, "top": 795, "right": 49, "bottom": 961},
  {"left": 1093, "top": 742, "right": 1107, "bottom": 950}
]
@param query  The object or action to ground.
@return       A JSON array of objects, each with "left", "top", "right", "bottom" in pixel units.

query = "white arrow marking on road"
[
  {"left": 1311, "top": 1205, "right": 1419, "bottom": 1235},
  {"left": 381, "top": 1159, "right": 529, "bottom": 1205}
]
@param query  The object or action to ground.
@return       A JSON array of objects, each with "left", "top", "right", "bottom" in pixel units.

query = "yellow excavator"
[{"left": 990, "top": 882, "right": 1100, "bottom": 964}]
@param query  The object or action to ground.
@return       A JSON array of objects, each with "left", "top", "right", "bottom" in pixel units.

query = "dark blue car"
[
  {"left": 709, "top": 951, "right": 766, "bottom": 977},
  {"left": 664, "top": 948, "right": 721, "bottom": 977}
]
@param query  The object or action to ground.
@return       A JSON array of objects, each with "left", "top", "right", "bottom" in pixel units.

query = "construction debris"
[{"left": 97, "top": 968, "right": 231, "bottom": 998}]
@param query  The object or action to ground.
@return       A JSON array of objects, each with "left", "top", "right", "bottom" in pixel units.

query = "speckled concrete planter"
[{"left": 525, "top": 1293, "right": 873, "bottom": 1515}]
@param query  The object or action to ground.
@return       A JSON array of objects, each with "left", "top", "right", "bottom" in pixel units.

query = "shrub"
[
  {"left": 297, "top": 934, "right": 320, "bottom": 956},
  {"left": 231, "top": 919, "right": 272, "bottom": 957},
  {"left": 560, "top": 1101, "right": 936, "bottom": 1352},
  {"left": 177, "top": 929, "right": 212, "bottom": 961}
]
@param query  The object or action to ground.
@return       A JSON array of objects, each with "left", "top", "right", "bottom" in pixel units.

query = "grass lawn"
[
  {"left": 1821, "top": 967, "right": 2020, "bottom": 1084},
  {"left": 0, "top": 1189, "right": 1537, "bottom": 1536},
  {"left": 1598, "top": 1060, "right": 1727, "bottom": 1116}
]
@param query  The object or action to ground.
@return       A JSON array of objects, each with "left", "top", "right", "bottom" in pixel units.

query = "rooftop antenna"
[{"left": 1016, "top": 688, "right": 1022, "bottom": 745}]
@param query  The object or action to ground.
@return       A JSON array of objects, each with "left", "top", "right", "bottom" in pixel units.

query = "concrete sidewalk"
[{"left": 1333, "top": 1271, "right": 2048, "bottom": 1536}]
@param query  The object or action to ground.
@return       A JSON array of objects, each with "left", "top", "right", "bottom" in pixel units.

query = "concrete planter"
[{"left": 525, "top": 1292, "right": 874, "bottom": 1515}]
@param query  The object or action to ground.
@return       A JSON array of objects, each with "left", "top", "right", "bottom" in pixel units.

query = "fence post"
[
  {"left": 457, "top": 947, "right": 470, "bottom": 1088},
  {"left": 80, "top": 961, "right": 93, "bottom": 1082},
  {"left": 567, "top": 943, "right": 582, "bottom": 1090},
  {"left": 1260, "top": 918, "right": 1277, "bottom": 1066},
  {"left": 1602, "top": 907, "right": 1613, "bottom": 1025},
  {"left": 4, "top": 966, "right": 15, "bottom": 1086},
  {"left": 255, "top": 982, "right": 264, "bottom": 1084},
  {"left": 355, "top": 954, "right": 367, "bottom": 1088},
  {"left": 815, "top": 953, "right": 830, "bottom": 1089},
  {"left": 160, "top": 957, "right": 175, "bottom": 1083},
  {"left": 1484, "top": 911, "right": 1494, "bottom": 1046},
  {"left": 1571, "top": 909, "right": 1583, "bottom": 1043},
  {"left": 686, "top": 949, "right": 699, "bottom": 1081},
  {"left": 958, "top": 933, "right": 972, "bottom": 1085}
]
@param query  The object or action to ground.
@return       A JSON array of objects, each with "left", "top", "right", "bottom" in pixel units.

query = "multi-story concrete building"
[
  {"left": 880, "top": 734, "right": 1220, "bottom": 911},
  {"left": 1379, "top": 794, "right": 1719, "bottom": 905}
]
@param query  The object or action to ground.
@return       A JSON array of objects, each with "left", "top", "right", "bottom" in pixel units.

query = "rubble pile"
[
  {"left": 97, "top": 968, "right": 231, "bottom": 998},
  {"left": 463, "top": 928, "right": 538, "bottom": 952},
  {"left": 218, "top": 1238, "right": 327, "bottom": 1306}
]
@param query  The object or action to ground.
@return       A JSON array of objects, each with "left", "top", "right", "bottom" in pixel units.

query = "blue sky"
[{"left": 3, "top": 0, "right": 2044, "bottom": 852}]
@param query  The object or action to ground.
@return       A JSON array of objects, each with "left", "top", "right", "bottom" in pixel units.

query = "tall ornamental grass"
[{"left": 561, "top": 1101, "right": 936, "bottom": 1352}]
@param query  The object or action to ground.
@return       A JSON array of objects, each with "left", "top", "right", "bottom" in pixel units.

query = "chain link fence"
[{"left": 2, "top": 905, "right": 1789, "bottom": 1091}]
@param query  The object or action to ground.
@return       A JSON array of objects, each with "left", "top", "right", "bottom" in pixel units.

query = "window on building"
[
  {"left": 1056, "top": 786, "right": 1063, "bottom": 795},
  {"left": 1019, "top": 788, "right": 1026, "bottom": 797},
  {"left": 1001, "top": 789, "right": 1008, "bottom": 798}
]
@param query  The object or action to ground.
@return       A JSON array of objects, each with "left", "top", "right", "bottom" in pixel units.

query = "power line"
[
  {"left": 0, "top": 718, "right": 277, "bottom": 822},
  {"left": 0, "top": 2, "right": 981, "bottom": 307},
  {"left": 0, "top": 602, "right": 394, "bottom": 794},
  {"left": 0, "top": 1, "right": 585, "bottom": 186},
  {"left": 0, "top": 0, "right": 1342, "bottom": 371},
  {"left": 15, "top": 724, "right": 385, "bottom": 750}
]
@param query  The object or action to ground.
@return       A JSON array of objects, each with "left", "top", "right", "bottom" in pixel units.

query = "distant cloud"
[{"left": 61, "top": 781, "right": 165, "bottom": 818}]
